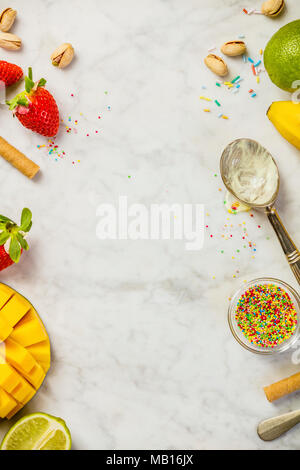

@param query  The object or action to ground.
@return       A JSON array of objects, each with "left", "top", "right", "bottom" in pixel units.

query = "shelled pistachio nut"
[
  {"left": 204, "top": 54, "right": 228, "bottom": 77},
  {"left": 0, "top": 31, "right": 21, "bottom": 50},
  {"left": 261, "top": 0, "right": 285, "bottom": 17},
  {"left": 0, "top": 8, "right": 17, "bottom": 32},
  {"left": 221, "top": 41, "right": 246, "bottom": 57},
  {"left": 51, "top": 43, "right": 74, "bottom": 68}
]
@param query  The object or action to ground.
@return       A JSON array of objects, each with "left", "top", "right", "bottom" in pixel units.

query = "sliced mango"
[
  {"left": 26, "top": 340, "right": 51, "bottom": 372},
  {"left": 10, "top": 310, "right": 48, "bottom": 347},
  {"left": 0, "top": 317, "right": 13, "bottom": 342},
  {"left": 0, "top": 363, "right": 35, "bottom": 403},
  {"left": 2, "top": 339, "right": 45, "bottom": 389},
  {"left": 3, "top": 338, "right": 36, "bottom": 373},
  {"left": 0, "top": 295, "right": 30, "bottom": 327},
  {"left": 0, "top": 284, "right": 13, "bottom": 310},
  {"left": 0, "top": 387, "right": 17, "bottom": 419},
  {"left": 0, "top": 284, "right": 51, "bottom": 419},
  {"left": 6, "top": 403, "right": 23, "bottom": 420},
  {"left": 39, "top": 362, "right": 50, "bottom": 374}
]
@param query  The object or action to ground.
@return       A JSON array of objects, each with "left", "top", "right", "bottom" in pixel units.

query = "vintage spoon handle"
[
  {"left": 258, "top": 410, "right": 300, "bottom": 441},
  {"left": 266, "top": 206, "right": 300, "bottom": 285}
]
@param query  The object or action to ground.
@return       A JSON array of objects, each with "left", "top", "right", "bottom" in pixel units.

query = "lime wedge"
[{"left": 0, "top": 413, "right": 71, "bottom": 450}]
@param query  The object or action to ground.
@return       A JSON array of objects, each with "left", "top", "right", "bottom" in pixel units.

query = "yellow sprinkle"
[
  {"left": 224, "top": 82, "right": 231, "bottom": 85},
  {"left": 256, "top": 76, "right": 260, "bottom": 84},
  {"left": 200, "top": 96, "right": 212, "bottom": 101},
  {"left": 203, "top": 108, "right": 211, "bottom": 112},
  {"left": 260, "top": 49, "right": 263, "bottom": 55},
  {"left": 222, "top": 115, "right": 229, "bottom": 120}
]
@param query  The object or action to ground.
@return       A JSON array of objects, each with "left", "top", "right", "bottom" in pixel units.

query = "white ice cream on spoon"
[{"left": 222, "top": 139, "right": 279, "bottom": 206}]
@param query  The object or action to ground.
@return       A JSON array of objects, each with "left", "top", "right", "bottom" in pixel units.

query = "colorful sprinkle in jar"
[{"left": 228, "top": 278, "right": 300, "bottom": 355}]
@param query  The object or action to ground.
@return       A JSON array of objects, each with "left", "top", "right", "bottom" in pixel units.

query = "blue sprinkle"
[
  {"left": 254, "top": 60, "right": 261, "bottom": 67},
  {"left": 248, "top": 58, "right": 254, "bottom": 64},
  {"left": 251, "top": 93, "right": 257, "bottom": 98}
]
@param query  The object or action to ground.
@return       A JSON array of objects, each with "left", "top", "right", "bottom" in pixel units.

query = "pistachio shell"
[
  {"left": 221, "top": 41, "right": 246, "bottom": 57},
  {"left": 0, "top": 8, "right": 17, "bottom": 32},
  {"left": 51, "top": 43, "right": 74, "bottom": 69},
  {"left": 0, "top": 31, "right": 21, "bottom": 50},
  {"left": 261, "top": 0, "right": 285, "bottom": 17},
  {"left": 204, "top": 54, "right": 228, "bottom": 77}
]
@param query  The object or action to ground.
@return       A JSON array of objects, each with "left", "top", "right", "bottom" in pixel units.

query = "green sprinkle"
[{"left": 231, "top": 75, "right": 240, "bottom": 84}]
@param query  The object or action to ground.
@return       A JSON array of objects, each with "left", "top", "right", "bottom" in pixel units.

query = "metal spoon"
[
  {"left": 258, "top": 410, "right": 300, "bottom": 441},
  {"left": 220, "top": 138, "right": 300, "bottom": 285}
]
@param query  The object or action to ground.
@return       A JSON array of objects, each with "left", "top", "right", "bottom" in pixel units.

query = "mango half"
[
  {"left": 267, "top": 101, "right": 300, "bottom": 150},
  {"left": 0, "top": 284, "right": 50, "bottom": 419}
]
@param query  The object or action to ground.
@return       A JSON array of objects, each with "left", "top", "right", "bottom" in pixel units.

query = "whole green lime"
[{"left": 264, "top": 20, "right": 300, "bottom": 92}]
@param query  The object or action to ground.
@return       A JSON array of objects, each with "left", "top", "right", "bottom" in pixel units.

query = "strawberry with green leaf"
[
  {"left": 7, "top": 68, "right": 59, "bottom": 137},
  {"left": 0, "top": 208, "right": 32, "bottom": 272}
]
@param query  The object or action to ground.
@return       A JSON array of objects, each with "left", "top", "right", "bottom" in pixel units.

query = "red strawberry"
[
  {"left": 0, "top": 61, "right": 23, "bottom": 86},
  {"left": 0, "top": 208, "right": 32, "bottom": 272},
  {"left": 7, "top": 68, "right": 59, "bottom": 137}
]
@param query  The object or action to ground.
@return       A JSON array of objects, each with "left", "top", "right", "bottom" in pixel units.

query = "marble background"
[{"left": 0, "top": 0, "right": 299, "bottom": 450}]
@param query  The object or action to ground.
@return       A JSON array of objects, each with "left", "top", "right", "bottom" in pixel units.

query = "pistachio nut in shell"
[
  {"left": 221, "top": 41, "right": 246, "bottom": 57},
  {"left": 0, "top": 31, "right": 21, "bottom": 50},
  {"left": 51, "top": 43, "right": 74, "bottom": 68},
  {"left": 261, "top": 0, "right": 285, "bottom": 17},
  {"left": 204, "top": 54, "right": 228, "bottom": 77},
  {"left": 0, "top": 8, "right": 17, "bottom": 32}
]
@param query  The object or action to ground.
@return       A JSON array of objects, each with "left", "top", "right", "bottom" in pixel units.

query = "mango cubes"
[{"left": 0, "top": 283, "right": 50, "bottom": 419}]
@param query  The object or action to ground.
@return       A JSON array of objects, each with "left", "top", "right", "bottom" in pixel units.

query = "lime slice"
[{"left": 0, "top": 412, "right": 71, "bottom": 450}]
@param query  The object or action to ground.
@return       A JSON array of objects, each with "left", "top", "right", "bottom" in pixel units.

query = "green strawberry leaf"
[
  {"left": 0, "top": 215, "right": 11, "bottom": 223},
  {"left": 17, "top": 97, "right": 29, "bottom": 107},
  {"left": 0, "top": 232, "right": 10, "bottom": 246},
  {"left": 6, "top": 92, "right": 29, "bottom": 111},
  {"left": 23, "top": 221, "right": 32, "bottom": 233},
  {"left": 20, "top": 208, "right": 32, "bottom": 231},
  {"left": 38, "top": 78, "right": 47, "bottom": 87},
  {"left": 25, "top": 76, "right": 35, "bottom": 94},
  {"left": 9, "top": 236, "right": 21, "bottom": 263},
  {"left": 16, "top": 233, "right": 29, "bottom": 251},
  {"left": 25, "top": 67, "right": 35, "bottom": 93}
]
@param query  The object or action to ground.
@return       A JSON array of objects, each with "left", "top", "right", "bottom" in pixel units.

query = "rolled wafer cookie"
[
  {"left": 0, "top": 136, "right": 40, "bottom": 179},
  {"left": 264, "top": 372, "right": 300, "bottom": 402}
]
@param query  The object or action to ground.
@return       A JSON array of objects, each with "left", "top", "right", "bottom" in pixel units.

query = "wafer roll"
[
  {"left": 264, "top": 372, "right": 300, "bottom": 402},
  {"left": 0, "top": 136, "right": 40, "bottom": 179}
]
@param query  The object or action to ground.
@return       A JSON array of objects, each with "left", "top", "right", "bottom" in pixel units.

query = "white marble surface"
[{"left": 0, "top": 0, "right": 299, "bottom": 450}]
